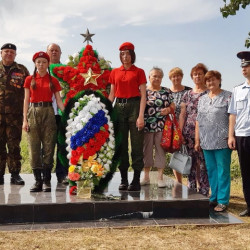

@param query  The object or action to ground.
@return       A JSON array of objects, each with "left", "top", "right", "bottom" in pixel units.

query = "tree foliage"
[{"left": 220, "top": 0, "right": 250, "bottom": 48}]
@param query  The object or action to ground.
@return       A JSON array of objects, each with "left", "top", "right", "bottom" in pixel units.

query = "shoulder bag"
[{"left": 160, "top": 112, "right": 182, "bottom": 153}]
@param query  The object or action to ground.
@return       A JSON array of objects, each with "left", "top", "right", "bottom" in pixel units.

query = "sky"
[{"left": 0, "top": 0, "right": 249, "bottom": 91}]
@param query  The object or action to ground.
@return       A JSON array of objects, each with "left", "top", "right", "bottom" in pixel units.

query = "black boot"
[
  {"left": 43, "top": 168, "right": 51, "bottom": 192},
  {"left": 239, "top": 207, "right": 250, "bottom": 217},
  {"left": 30, "top": 169, "right": 43, "bottom": 192},
  {"left": 10, "top": 173, "right": 25, "bottom": 185},
  {"left": 119, "top": 170, "right": 129, "bottom": 190},
  {"left": 0, "top": 175, "right": 4, "bottom": 185},
  {"left": 128, "top": 170, "right": 141, "bottom": 191}
]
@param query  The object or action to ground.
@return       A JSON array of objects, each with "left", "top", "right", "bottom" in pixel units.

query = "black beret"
[
  {"left": 237, "top": 51, "right": 250, "bottom": 67},
  {"left": 1, "top": 43, "right": 17, "bottom": 51}
]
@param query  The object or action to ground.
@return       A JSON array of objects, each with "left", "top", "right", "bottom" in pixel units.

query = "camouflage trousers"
[
  {"left": 27, "top": 106, "right": 57, "bottom": 170},
  {"left": 0, "top": 113, "right": 23, "bottom": 175}
]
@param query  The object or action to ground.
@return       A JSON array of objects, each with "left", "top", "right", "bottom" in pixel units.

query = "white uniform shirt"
[
  {"left": 228, "top": 81, "right": 250, "bottom": 136},
  {"left": 52, "top": 94, "right": 58, "bottom": 115}
]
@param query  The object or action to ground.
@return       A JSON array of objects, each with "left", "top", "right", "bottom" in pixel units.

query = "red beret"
[
  {"left": 119, "top": 42, "right": 134, "bottom": 51},
  {"left": 32, "top": 51, "right": 50, "bottom": 63}
]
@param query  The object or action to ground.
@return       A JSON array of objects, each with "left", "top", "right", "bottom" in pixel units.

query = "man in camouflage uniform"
[{"left": 0, "top": 43, "right": 29, "bottom": 185}]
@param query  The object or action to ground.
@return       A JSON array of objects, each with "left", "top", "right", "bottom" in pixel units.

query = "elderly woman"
[
  {"left": 195, "top": 70, "right": 232, "bottom": 212},
  {"left": 140, "top": 67, "right": 175, "bottom": 188},
  {"left": 169, "top": 67, "right": 191, "bottom": 183},
  {"left": 179, "top": 63, "right": 209, "bottom": 196}
]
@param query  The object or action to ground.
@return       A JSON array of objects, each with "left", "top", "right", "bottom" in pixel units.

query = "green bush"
[
  {"left": 20, "top": 134, "right": 32, "bottom": 173},
  {"left": 230, "top": 150, "right": 241, "bottom": 180},
  {"left": 164, "top": 150, "right": 241, "bottom": 179},
  {"left": 20, "top": 135, "right": 242, "bottom": 179}
]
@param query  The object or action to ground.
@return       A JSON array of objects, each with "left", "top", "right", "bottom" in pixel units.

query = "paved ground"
[{"left": 0, "top": 173, "right": 243, "bottom": 231}]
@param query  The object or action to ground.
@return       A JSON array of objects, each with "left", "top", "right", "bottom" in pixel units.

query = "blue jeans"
[{"left": 203, "top": 148, "right": 232, "bottom": 205}]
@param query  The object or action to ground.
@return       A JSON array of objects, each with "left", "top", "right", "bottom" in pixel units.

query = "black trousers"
[
  {"left": 236, "top": 136, "right": 250, "bottom": 207},
  {"left": 55, "top": 115, "right": 67, "bottom": 179}
]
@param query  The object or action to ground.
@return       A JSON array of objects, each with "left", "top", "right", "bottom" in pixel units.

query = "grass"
[
  {"left": 0, "top": 222, "right": 250, "bottom": 250},
  {"left": 3, "top": 134, "right": 247, "bottom": 249},
  {"left": 20, "top": 133, "right": 31, "bottom": 173}
]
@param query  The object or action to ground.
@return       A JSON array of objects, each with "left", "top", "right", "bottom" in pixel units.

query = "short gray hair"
[
  {"left": 149, "top": 66, "right": 164, "bottom": 78},
  {"left": 47, "top": 43, "right": 61, "bottom": 52}
]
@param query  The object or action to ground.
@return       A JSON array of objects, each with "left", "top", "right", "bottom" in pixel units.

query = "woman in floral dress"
[
  {"left": 169, "top": 67, "right": 191, "bottom": 183},
  {"left": 141, "top": 67, "right": 175, "bottom": 188},
  {"left": 179, "top": 63, "right": 209, "bottom": 196}
]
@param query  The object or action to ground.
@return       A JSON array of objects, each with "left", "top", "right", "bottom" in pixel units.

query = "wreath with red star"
[
  {"left": 50, "top": 45, "right": 111, "bottom": 105},
  {"left": 49, "top": 41, "right": 122, "bottom": 193}
]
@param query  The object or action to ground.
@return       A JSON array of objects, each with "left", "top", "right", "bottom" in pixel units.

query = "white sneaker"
[
  {"left": 140, "top": 179, "right": 150, "bottom": 186},
  {"left": 158, "top": 180, "right": 166, "bottom": 188}
]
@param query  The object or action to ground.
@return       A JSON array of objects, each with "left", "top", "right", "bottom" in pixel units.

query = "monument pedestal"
[{"left": 0, "top": 172, "right": 209, "bottom": 224}]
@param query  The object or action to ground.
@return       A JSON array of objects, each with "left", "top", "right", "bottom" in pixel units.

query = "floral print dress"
[
  {"left": 182, "top": 89, "right": 209, "bottom": 196},
  {"left": 144, "top": 87, "right": 173, "bottom": 132},
  {"left": 170, "top": 86, "right": 191, "bottom": 121}
]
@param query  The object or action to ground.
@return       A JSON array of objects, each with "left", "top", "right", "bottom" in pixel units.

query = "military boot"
[
  {"left": 10, "top": 173, "right": 25, "bottom": 185},
  {"left": 42, "top": 168, "right": 51, "bottom": 192},
  {"left": 30, "top": 169, "right": 43, "bottom": 192},
  {"left": 0, "top": 175, "right": 4, "bottom": 185},
  {"left": 119, "top": 170, "right": 128, "bottom": 190},
  {"left": 128, "top": 170, "right": 141, "bottom": 191}
]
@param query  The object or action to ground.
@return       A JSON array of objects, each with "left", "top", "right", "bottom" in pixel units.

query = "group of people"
[
  {"left": 108, "top": 42, "right": 250, "bottom": 217},
  {"left": 0, "top": 43, "right": 67, "bottom": 193},
  {"left": 1, "top": 41, "right": 250, "bottom": 217}
]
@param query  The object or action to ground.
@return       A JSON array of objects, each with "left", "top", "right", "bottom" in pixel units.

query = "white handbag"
[{"left": 169, "top": 145, "right": 192, "bottom": 175}]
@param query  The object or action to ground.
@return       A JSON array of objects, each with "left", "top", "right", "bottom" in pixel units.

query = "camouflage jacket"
[{"left": 0, "top": 61, "right": 29, "bottom": 114}]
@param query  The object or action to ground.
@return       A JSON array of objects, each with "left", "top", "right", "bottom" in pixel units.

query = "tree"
[{"left": 220, "top": 0, "right": 250, "bottom": 48}]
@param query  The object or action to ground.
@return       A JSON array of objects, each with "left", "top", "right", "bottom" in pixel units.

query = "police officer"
[
  {"left": 228, "top": 51, "right": 250, "bottom": 217},
  {"left": 0, "top": 43, "right": 29, "bottom": 185}
]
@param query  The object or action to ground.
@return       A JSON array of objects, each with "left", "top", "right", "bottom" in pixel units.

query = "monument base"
[{"left": 0, "top": 172, "right": 211, "bottom": 224}]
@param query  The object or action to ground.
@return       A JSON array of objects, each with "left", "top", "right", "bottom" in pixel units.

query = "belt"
[
  {"left": 30, "top": 102, "right": 52, "bottom": 107},
  {"left": 116, "top": 96, "right": 140, "bottom": 104}
]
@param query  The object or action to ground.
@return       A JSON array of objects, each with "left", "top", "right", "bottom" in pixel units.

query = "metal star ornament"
[
  {"left": 81, "top": 28, "right": 95, "bottom": 45},
  {"left": 81, "top": 68, "right": 101, "bottom": 86}
]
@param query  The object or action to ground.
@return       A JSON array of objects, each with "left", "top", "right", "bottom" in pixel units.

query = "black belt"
[
  {"left": 30, "top": 102, "right": 52, "bottom": 107},
  {"left": 116, "top": 96, "right": 140, "bottom": 104}
]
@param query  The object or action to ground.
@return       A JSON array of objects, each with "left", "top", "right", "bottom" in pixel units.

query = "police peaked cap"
[
  {"left": 237, "top": 51, "right": 250, "bottom": 67},
  {"left": 1, "top": 43, "right": 17, "bottom": 51}
]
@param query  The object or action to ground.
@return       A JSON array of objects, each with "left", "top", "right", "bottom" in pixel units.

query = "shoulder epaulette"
[{"left": 233, "top": 82, "right": 244, "bottom": 88}]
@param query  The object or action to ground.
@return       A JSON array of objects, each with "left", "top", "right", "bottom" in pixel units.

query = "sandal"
[
  {"left": 209, "top": 201, "right": 217, "bottom": 207},
  {"left": 214, "top": 204, "right": 227, "bottom": 212}
]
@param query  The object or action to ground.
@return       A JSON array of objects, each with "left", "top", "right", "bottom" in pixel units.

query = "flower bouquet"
[{"left": 68, "top": 156, "right": 104, "bottom": 198}]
